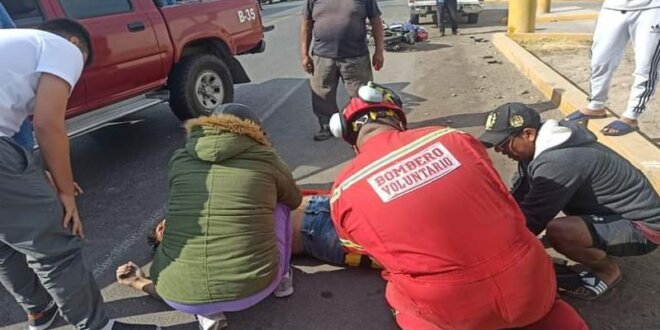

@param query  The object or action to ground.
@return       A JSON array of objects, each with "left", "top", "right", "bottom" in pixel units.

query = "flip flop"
[
  {"left": 563, "top": 110, "right": 608, "bottom": 122},
  {"left": 601, "top": 120, "right": 639, "bottom": 136},
  {"left": 561, "top": 269, "right": 623, "bottom": 300},
  {"left": 552, "top": 258, "right": 583, "bottom": 291}
]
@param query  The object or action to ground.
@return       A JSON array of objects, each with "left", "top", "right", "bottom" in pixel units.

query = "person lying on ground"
[
  {"left": 328, "top": 83, "right": 588, "bottom": 330},
  {"left": 479, "top": 102, "right": 660, "bottom": 300},
  {"left": 116, "top": 103, "right": 302, "bottom": 330}
]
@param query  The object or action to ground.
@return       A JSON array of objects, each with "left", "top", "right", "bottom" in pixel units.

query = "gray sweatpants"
[
  {"left": 0, "top": 137, "right": 108, "bottom": 329},
  {"left": 589, "top": 7, "right": 660, "bottom": 120},
  {"left": 310, "top": 54, "right": 373, "bottom": 126}
]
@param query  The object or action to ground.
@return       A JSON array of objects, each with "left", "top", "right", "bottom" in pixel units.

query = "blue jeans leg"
[{"left": 300, "top": 196, "right": 346, "bottom": 265}]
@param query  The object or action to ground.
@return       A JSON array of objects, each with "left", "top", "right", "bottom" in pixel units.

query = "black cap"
[
  {"left": 479, "top": 103, "right": 541, "bottom": 148},
  {"left": 212, "top": 103, "right": 261, "bottom": 126}
]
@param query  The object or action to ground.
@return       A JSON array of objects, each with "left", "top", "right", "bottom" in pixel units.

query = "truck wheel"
[
  {"left": 169, "top": 54, "right": 234, "bottom": 121},
  {"left": 409, "top": 13, "right": 419, "bottom": 25},
  {"left": 467, "top": 14, "right": 479, "bottom": 24}
]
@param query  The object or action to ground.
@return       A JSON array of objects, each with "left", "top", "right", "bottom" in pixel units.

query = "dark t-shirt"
[{"left": 303, "top": 0, "right": 381, "bottom": 59}]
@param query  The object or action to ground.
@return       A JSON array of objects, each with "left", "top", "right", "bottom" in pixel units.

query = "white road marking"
[
  {"left": 260, "top": 79, "right": 307, "bottom": 122},
  {"left": 92, "top": 206, "right": 166, "bottom": 279}
]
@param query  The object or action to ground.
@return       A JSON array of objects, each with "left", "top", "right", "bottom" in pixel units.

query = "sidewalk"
[{"left": 488, "top": 1, "right": 659, "bottom": 194}]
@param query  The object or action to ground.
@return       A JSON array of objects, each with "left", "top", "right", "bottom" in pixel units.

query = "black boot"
[{"left": 313, "top": 125, "right": 333, "bottom": 141}]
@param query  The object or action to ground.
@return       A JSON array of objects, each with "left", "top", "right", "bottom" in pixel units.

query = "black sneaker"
[
  {"left": 28, "top": 301, "right": 58, "bottom": 330},
  {"left": 313, "top": 125, "right": 333, "bottom": 141},
  {"left": 111, "top": 321, "right": 161, "bottom": 330}
]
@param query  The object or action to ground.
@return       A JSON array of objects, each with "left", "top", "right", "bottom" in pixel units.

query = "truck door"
[
  {"left": 2, "top": 0, "right": 87, "bottom": 115},
  {"left": 56, "top": 0, "right": 164, "bottom": 114}
]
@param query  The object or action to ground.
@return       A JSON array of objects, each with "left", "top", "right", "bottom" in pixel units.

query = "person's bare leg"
[
  {"left": 291, "top": 196, "right": 312, "bottom": 255},
  {"left": 116, "top": 262, "right": 161, "bottom": 300},
  {"left": 546, "top": 216, "right": 621, "bottom": 285},
  {"left": 578, "top": 108, "right": 607, "bottom": 116}
]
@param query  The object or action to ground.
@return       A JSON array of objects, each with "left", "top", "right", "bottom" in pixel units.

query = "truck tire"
[
  {"left": 169, "top": 54, "right": 234, "bottom": 121},
  {"left": 467, "top": 13, "right": 479, "bottom": 24},
  {"left": 410, "top": 13, "right": 419, "bottom": 25}
]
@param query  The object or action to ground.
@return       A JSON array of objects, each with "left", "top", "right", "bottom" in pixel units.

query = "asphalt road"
[
  {"left": 3, "top": 1, "right": 633, "bottom": 329},
  {"left": 0, "top": 2, "right": 399, "bottom": 328}
]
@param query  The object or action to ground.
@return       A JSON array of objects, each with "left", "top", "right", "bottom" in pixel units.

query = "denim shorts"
[{"left": 300, "top": 196, "right": 345, "bottom": 265}]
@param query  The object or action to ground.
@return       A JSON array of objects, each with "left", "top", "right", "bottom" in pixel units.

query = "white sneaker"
[
  {"left": 196, "top": 313, "right": 228, "bottom": 330},
  {"left": 273, "top": 267, "right": 294, "bottom": 298}
]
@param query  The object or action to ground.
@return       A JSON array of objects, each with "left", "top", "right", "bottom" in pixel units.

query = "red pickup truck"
[{"left": 3, "top": 0, "right": 265, "bottom": 135}]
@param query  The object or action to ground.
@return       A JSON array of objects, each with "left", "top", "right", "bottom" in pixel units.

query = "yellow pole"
[
  {"left": 537, "top": 0, "right": 551, "bottom": 14},
  {"left": 508, "top": 0, "right": 537, "bottom": 34}
]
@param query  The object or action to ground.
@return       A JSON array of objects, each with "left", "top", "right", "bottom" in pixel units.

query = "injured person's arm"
[{"left": 116, "top": 261, "right": 161, "bottom": 300}]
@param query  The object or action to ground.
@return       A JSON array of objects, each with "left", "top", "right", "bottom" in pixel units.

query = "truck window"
[
  {"left": 2, "top": 0, "right": 44, "bottom": 27},
  {"left": 60, "top": 0, "right": 132, "bottom": 19}
]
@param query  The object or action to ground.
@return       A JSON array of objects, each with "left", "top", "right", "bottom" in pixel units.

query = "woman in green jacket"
[{"left": 129, "top": 104, "right": 302, "bottom": 329}]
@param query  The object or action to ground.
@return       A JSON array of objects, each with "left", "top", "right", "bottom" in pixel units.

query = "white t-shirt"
[
  {"left": 603, "top": 0, "right": 660, "bottom": 10},
  {"left": 0, "top": 29, "right": 84, "bottom": 137}
]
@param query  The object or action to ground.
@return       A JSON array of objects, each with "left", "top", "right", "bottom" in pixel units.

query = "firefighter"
[{"left": 328, "top": 82, "right": 589, "bottom": 329}]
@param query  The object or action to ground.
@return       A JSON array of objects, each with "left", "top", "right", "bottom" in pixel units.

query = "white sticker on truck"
[{"left": 238, "top": 8, "right": 257, "bottom": 23}]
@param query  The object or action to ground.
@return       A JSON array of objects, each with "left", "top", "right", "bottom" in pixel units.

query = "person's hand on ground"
[
  {"left": 302, "top": 55, "right": 314, "bottom": 74},
  {"left": 116, "top": 261, "right": 148, "bottom": 288},
  {"left": 59, "top": 193, "right": 83, "bottom": 238},
  {"left": 117, "top": 261, "right": 160, "bottom": 299},
  {"left": 373, "top": 50, "right": 384, "bottom": 71},
  {"left": 45, "top": 170, "right": 83, "bottom": 196}
]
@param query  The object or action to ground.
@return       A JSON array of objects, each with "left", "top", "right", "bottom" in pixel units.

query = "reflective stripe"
[
  {"left": 339, "top": 238, "right": 364, "bottom": 251},
  {"left": 330, "top": 128, "right": 456, "bottom": 203}
]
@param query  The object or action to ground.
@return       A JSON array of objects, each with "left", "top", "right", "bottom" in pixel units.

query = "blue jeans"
[
  {"left": 300, "top": 196, "right": 345, "bottom": 265},
  {"left": 12, "top": 120, "right": 35, "bottom": 151},
  {"left": 0, "top": 3, "right": 16, "bottom": 28}
]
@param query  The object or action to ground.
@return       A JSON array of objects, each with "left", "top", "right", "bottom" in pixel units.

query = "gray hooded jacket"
[{"left": 513, "top": 120, "right": 660, "bottom": 235}]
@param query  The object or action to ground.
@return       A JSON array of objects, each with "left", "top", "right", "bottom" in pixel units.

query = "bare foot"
[
  {"left": 116, "top": 261, "right": 150, "bottom": 291},
  {"left": 580, "top": 108, "right": 607, "bottom": 116},
  {"left": 591, "top": 262, "right": 623, "bottom": 288}
]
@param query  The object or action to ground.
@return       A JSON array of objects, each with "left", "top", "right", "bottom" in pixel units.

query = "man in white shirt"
[
  {"left": 564, "top": 0, "right": 660, "bottom": 135},
  {"left": 0, "top": 19, "right": 159, "bottom": 330}
]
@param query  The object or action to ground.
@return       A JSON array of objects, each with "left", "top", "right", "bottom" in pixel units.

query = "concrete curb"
[
  {"left": 493, "top": 33, "right": 660, "bottom": 191},
  {"left": 536, "top": 12, "right": 598, "bottom": 23},
  {"left": 511, "top": 32, "right": 592, "bottom": 41}
]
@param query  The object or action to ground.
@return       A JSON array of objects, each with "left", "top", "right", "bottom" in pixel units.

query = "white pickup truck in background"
[{"left": 408, "top": 0, "right": 484, "bottom": 25}]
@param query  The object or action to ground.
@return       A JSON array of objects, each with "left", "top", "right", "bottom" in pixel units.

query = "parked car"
[{"left": 2, "top": 0, "right": 266, "bottom": 137}]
